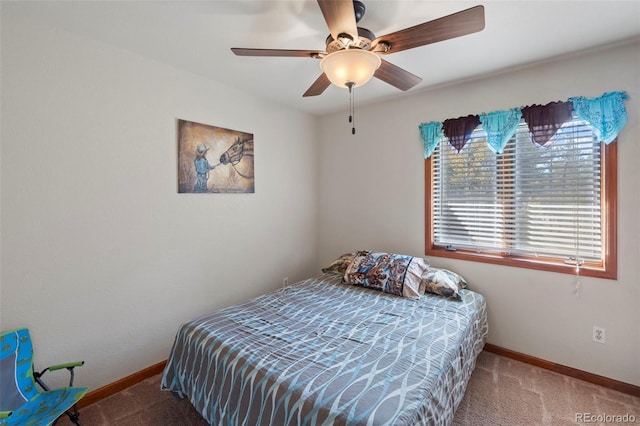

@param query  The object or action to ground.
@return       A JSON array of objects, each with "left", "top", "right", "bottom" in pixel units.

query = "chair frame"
[
  {"left": 0, "top": 329, "right": 87, "bottom": 426},
  {"left": 33, "top": 362, "right": 85, "bottom": 426}
]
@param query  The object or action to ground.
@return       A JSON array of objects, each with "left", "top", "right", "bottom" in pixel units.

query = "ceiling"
[{"left": 4, "top": 1, "right": 640, "bottom": 116}]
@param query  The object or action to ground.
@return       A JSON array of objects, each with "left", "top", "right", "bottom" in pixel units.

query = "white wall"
[
  {"left": 318, "top": 40, "right": 640, "bottom": 386},
  {"left": 1, "top": 14, "right": 318, "bottom": 391}
]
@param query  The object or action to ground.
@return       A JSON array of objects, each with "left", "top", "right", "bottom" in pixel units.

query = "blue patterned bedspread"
[{"left": 161, "top": 274, "right": 488, "bottom": 425}]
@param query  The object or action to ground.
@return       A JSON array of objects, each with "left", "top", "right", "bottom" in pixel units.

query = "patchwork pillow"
[
  {"left": 423, "top": 267, "right": 467, "bottom": 300},
  {"left": 343, "top": 251, "right": 427, "bottom": 299},
  {"left": 321, "top": 252, "right": 356, "bottom": 275}
]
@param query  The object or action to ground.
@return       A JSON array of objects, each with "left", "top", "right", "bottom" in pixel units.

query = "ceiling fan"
[{"left": 231, "top": 0, "right": 485, "bottom": 97}]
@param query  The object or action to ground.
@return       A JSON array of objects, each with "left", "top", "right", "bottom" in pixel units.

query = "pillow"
[
  {"left": 430, "top": 267, "right": 468, "bottom": 289},
  {"left": 321, "top": 252, "right": 356, "bottom": 275},
  {"left": 422, "top": 267, "right": 467, "bottom": 300},
  {"left": 343, "top": 251, "right": 427, "bottom": 299}
]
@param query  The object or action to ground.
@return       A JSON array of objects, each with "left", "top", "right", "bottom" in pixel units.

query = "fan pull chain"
[
  {"left": 346, "top": 82, "right": 355, "bottom": 135},
  {"left": 351, "top": 85, "right": 355, "bottom": 135}
]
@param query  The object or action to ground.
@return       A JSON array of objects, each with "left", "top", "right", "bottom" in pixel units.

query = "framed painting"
[{"left": 177, "top": 119, "right": 254, "bottom": 193}]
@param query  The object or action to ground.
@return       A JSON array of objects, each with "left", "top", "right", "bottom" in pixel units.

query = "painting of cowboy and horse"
[{"left": 178, "top": 119, "right": 254, "bottom": 193}]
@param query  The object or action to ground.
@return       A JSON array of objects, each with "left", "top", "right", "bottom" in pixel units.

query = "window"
[{"left": 425, "top": 116, "right": 617, "bottom": 279}]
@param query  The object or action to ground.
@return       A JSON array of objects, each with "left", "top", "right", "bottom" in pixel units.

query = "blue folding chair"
[{"left": 0, "top": 328, "right": 88, "bottom": 426}]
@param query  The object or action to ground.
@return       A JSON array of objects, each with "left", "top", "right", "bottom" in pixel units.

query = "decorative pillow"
[
  {"left": 431, "top": 267, "right": 468, "bottom": 289},
  {"left": 422, "top": 267, "right": 466, "bottom": 300},
  {"left": 321, "top": 252, "right": 356, "bottom": 275},
  {"left": 343, "top": 251, "right": 427, "bottom": 299}
]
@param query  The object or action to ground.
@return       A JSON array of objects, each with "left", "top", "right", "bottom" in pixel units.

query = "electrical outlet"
[
  {"left": 593, "top": 326, "right": 605, "bottom": 344},
  {"left": 283, "top": 277, "right": 289, "bottom": 287}
]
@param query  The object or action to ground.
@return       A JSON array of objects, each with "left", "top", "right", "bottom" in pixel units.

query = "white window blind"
[{"left": 431, "top": 116, "right": 603, "bottom": 265}]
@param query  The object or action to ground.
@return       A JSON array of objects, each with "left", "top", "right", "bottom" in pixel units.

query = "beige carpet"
[
  {"left": 60, "top": 351, "right": 639, "bottom": 425},
  {"left": 453, "top": 352, "right": 639, "bottom": 426}
]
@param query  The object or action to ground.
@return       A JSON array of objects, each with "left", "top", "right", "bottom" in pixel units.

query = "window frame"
[{"left": 425, "top": 139, "right": 617, "bottom": 280}]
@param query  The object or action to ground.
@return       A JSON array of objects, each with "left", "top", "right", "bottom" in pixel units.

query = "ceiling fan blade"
[
  {"left": 373, "top": 5, "right": 485, "bottom": 54},
  {"left": 317, "top": 0, "right": 359, "bottom": 42},
  {"left": 374, "top": 60, "right": 422, "bottom": 91},
  {"left": 303, "top": 73, "right": 331, "bottom": 97},
  {"left": 231, "top": 48, "right": 324, "bottom": 58}
]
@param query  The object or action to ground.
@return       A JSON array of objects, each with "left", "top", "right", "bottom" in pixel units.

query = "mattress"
[{"left": 161, "top": 273, "right": 488, "bottom": 425}]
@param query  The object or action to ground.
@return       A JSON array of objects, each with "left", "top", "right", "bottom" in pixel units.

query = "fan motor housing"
[{"left": 325, "top": 27, "right": 376, "bottom": 53}]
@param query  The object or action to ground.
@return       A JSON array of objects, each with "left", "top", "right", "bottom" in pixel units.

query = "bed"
[{"left": 161, "top": 271, "right": 487, "bottom": 425}]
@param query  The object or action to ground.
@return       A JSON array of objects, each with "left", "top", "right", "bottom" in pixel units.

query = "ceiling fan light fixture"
[{"left": 320, "top": 49, "right": 381, "bottom": 89}]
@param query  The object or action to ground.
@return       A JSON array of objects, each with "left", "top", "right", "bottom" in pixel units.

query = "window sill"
[{"left": 426, "top": 246, "right": 616, "bottom": 280}]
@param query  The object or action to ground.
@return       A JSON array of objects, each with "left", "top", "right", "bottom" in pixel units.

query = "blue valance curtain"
[
  {"left": 479, "top": 108, "right": 522, "bottom": 154},
  {"left": 419, "top": 121, "right": 442, "bottom": 159},
  {"left": 419, "top": 91, "right": 629, "bottom": 158},
  {"left": 569, "top": 92, "right": 630, "bottom": 144}
]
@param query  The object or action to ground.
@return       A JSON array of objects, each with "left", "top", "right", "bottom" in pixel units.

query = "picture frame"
[{"left": 177, "top": 119, "right": 254, "bottom": 193}]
